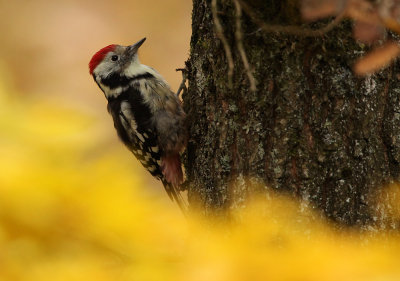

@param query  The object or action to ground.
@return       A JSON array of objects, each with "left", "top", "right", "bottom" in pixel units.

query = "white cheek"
[
  {"left": 124, "top": 60, "right": 146, "bottom": 77},
  {"left": 94, "top": 59, "right": 122, "bottom": 79},
  {"left": 94, "top": 62, "right": 111, "bottom": 77}
]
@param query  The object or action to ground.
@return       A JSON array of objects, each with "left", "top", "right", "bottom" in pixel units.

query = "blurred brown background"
[{"left": 0, "top": 0, "right": 191, "bottom": 106}]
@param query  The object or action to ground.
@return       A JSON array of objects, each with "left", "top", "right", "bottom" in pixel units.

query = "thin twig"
[
  {"left": 238, "top": 0, "right": 346, "bottom": 37},
  {"left": 176, "top": 68, "right": 187, "bottom": 97},
  {"left": 212, "top": 0, "right": 234, "bottom": 88},
  {"left": 233, "top": 0, "right": 257, "bottom": 92}
]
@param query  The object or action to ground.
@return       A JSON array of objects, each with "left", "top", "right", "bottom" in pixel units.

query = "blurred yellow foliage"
[{"left": 0, "top": 78, "right": 400, "bottom": 281}]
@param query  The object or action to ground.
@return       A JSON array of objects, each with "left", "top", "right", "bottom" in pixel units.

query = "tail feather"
[
  {"left": 160, "top": 154, "right": 184, "bottom": 186},
  {"left": 160, "top": 154, "right": 187, "bottom": 214},
  {"left": 162, "top": 180, "right": 187, "bottom": 215}
]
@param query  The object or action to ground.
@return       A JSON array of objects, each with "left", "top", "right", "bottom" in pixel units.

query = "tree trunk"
[{"left": 183, "top": 0, "right": 400, "bottom": 227}]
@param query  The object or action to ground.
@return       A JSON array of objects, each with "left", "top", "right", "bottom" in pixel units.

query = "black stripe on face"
[
  {"left": 101, "top": 72, "right": 155, "bottom": 89},
  {"left": 101, "top": 73, "right": 131, "bottom": 89},
  {"left": 129, "top": 72, "right": 154, "bottom": 81}
]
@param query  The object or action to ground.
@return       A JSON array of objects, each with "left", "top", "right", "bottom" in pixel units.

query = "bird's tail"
[
  {"left": 160, "top": 154, "right": 184, "bottom": 186},
  {"left": 162, "top": 179, "right": 187, "bottom": 215}
]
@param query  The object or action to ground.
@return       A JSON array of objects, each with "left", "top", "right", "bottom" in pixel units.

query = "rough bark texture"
[{"left": 183, "top": 0, "right": 400, "bottom": 227}]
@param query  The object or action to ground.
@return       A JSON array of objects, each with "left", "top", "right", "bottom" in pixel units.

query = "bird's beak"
[{"left": 126, "top": 38, "right": 146, "bottom": 56}]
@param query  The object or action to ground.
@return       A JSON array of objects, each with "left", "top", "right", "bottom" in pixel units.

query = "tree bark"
[{"left": 183, "top": 0, "right": 400, "bottom": 227}]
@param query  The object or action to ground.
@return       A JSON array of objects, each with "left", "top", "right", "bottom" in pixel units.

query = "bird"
[{"left": 89, "top": 38, "right": 187, "bottom": 211}]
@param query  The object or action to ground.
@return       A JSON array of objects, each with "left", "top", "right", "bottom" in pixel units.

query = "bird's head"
[{"left": 89, "top": 38, "right": 146, "bottom": 79}]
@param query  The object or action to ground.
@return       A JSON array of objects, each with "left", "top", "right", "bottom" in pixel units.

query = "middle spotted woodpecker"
[{"left": 89, "top": 38, "right": 187, "bottom": 210}]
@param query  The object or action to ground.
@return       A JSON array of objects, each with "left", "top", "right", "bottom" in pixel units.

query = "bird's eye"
[{"left": 111, "top": 55, "right": 119, "bottom": 61}]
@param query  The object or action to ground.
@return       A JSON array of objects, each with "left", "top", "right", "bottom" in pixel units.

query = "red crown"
[{"left": 89, "top": 44, "right": 117, "bottom": 75}]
